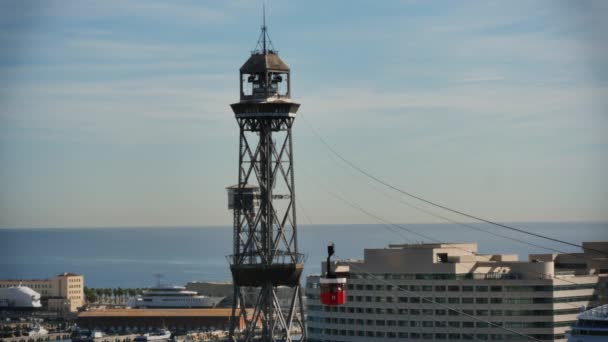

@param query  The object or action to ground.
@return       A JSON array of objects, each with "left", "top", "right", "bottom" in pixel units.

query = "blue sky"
[{"left": 0, "top": 1, "right": 607, "bottom": 228}]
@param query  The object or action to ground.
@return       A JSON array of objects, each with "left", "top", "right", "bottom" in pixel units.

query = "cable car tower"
[{"left": 226, "top": 12, "right": 306, "bottom": 342}]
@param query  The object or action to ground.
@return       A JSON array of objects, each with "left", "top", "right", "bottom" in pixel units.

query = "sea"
[{"left": 0, "top": 222, "right": 606, "bottom": 288}]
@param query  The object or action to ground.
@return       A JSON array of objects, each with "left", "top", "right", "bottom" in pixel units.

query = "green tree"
[
  {"left": 116, "top": 288, "right": 124, "bottom": 304},
  {"left": 84, "top": 287, "right": 98, "bottom": 303},
  {"left": 104, "top": 288, "right": 112, "bottom": 303}
]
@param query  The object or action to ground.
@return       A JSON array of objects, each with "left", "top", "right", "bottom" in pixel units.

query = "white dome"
[{"left": 0, "top": 286, "right": 42, "bottom": 308}]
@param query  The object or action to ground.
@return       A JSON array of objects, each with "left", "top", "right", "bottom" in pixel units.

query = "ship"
[
  {"left": 127, "top": 286, "right": 223, "bottom": 308},
  {"left": 26, "top": 324, "right": 48, "bottom": 337},
  {"left": 0, "top": 285, "right": 42, "bottom": 310},
  {"left": 567, "top": 305, "right": 608, "bottom": 342},
  {"left": 133, "top": 329, "right": 171, "bottom": 341}
]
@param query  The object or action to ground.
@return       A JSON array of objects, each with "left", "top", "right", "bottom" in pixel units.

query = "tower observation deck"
[{"left": 226, "top": 15, "right": 306, "bottom": 342}]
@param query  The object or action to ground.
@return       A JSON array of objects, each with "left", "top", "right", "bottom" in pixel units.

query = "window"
[
  {"left": 462, "top": 286, "right": 474, "bottom": 292},
  {"left": 476, "top": 298, "right": 488, "bottom": 304},
  {"left": 476, "top": 286, "right": 488, "bottom": 292},
  {"left": 490, "top": 298, "right": 503, "bottom": 304},
  {"left": 490, "top": 286, "right": 502, "bottom": 292},
  {"left": 435, "top": 285, "right": 446, "bottom": 292},
  {"left": 448, "top": 297, "right": 460, "bottom": 304},
  {"left": 462, "top": 298, "right": 474, "bottom": 304},
  {"left": 448, "top": 285, "right": 460, "bottom": 292}
]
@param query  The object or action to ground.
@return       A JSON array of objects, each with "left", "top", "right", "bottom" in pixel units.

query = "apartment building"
[
  {"left": 0, "top": 272, "right": 85, "bottom": 312},
  {"left": 306, "top": 242, "right": 607, "bottom": 342}
]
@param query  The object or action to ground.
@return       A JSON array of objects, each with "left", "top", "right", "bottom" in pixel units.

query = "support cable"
[
  {"left": 300, "top": 113, "right": 608, "bottom": 257},
  {"left": 297, "top": 166, "right": 598, "bottom": 304}
]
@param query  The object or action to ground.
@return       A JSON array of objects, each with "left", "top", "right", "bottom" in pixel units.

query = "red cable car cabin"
[
  {"left": 320, "top": 277, "right": 347, "bottom": 306},
  {"left": 320, "top": 243, "right": 347, "bottom": 306}
]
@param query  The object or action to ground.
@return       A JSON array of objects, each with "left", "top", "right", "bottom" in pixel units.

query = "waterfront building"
[
  {"left": 77, "top": 308, "right": 252, "bottom": 332},
  {"left": 0, "top": 272, "right": 84, "bottom": 312},
  {"left": 306, "top": 241, "right": 607, "bottom": 342}
]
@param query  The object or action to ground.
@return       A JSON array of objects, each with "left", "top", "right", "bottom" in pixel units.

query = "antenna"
[
  {"left": 253, "top": 3, "right": 275, "bottom": 54},
  {"left": 153, "top": 273, "right": 164, "bottom": 287},
  {"left": 262, "top": 4, "right": 267, "bottom": 53}
]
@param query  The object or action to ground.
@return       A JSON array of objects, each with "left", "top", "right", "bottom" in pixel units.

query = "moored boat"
[
  {"left": 134, "top": 329, "right": 171, "bottom": 341},
  {"left": 127, "top": 286, "right": 223, "bottom": 308}
]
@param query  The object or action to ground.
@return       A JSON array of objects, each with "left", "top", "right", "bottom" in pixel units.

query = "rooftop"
[{"left": 79, "top": 308, "right": 251, "bottom": 318}]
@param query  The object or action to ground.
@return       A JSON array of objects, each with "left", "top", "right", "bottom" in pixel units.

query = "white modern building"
[
  {"left": 306, "top": 241, "right": 607, "bottom": 342},
  {"left": 0, "top": 285, "right": 42, "bottom": 309}
]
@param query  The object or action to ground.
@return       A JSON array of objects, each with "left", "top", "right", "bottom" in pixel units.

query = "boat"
[
  {"left": 567, "top": 304, "right": 608, "bottom": 342},
  {"left": 91, "top": 330, "right": 104, "bottom": 338},
  {"left": 127, "top": 286, "right": 223, "bottom": 308},
  {"left": 0, "top": 286, "right": 42, "bottom": 310},
  {"left": 134, "top": 329, "right": 171, "bottom": 341},
  {"left": 70, "top": 328, "right": 93, "bottom": 342},
  {"left": 26, "top": 324, "right": 48, "bottom": 337}
]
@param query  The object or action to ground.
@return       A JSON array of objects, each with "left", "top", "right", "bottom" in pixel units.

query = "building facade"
[
  {"left": 0, "top": 272, "right": 84, "bottom": 312},
  {"left": 306, "top": 242, "right": 607, "bottom": 342}
]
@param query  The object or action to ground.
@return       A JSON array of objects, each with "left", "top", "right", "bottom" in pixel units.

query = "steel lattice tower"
[{"left": 226, "top": 18, "right": 306, "bottom": 342}]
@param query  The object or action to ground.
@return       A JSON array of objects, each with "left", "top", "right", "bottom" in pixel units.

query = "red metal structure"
[{"left": 320, "top": 243, "right": 347, "bottom": 306}]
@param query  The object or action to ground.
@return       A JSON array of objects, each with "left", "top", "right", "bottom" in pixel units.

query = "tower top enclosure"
[{"left": 231, "top": 17, "right": 300, "bottom": 118}]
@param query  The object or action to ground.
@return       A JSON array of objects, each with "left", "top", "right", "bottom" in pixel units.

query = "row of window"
[
  {"left": 308, "top": 328, "right": 565, "bottom": 341},
  {"left": 308, "top": 304, "right": 582, "bottom": 317},
  {"left": 308, "top": 293, "right": 597, "bottom": 305},
  {"left": 326, "top": 283, "right": 598, "bottom": 292},
  {"left": 309, "top": 316, "right": 576, "bottom": 328}
]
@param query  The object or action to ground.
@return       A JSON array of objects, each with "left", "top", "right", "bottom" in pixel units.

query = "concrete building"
[
  {"left": 0, "top": 272, "right": 84, "bottom": 312},
  {"left": 306, "top": 242, "right": 607, "bottom": 342}
]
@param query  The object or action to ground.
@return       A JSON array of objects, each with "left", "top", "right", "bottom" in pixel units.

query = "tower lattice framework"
[{"left": 226, "top": 20, "right": 306, "bottom": 342}]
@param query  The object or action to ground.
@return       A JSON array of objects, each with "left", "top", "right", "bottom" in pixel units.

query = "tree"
[
  {"left": 104, "top": 288, "right": 112, "bottom": 303},
  {"left": 84, "top": 287, "right": 98, "bottom": 304},
  {"left": 116, "top": 288, "right": 124, "bottom": 304},
  {"left": 95, "top": 288, "right": 103, "bottom": 303}
]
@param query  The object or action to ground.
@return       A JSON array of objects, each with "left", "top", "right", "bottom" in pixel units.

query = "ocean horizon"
[{"left": 1, "top": 222, "right": 606, "bottom": 288}]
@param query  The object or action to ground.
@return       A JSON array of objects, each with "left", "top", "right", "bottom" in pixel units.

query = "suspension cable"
[{"left": 300, "top": 113, "right": 608, "bottom": 257}]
